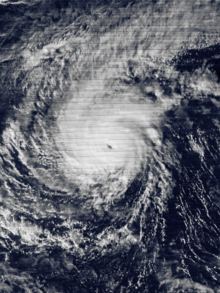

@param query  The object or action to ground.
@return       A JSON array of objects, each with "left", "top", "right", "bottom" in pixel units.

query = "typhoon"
[{"left": 1, "top": 0, "right": 220, "bottom": 293}]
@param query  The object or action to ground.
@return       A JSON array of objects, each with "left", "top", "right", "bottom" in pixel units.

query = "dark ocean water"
[{"left": 1, "top": 0, "right": 220, "bottom": 292}]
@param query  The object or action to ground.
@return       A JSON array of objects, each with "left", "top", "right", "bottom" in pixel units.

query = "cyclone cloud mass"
[
  {"left": 1, "top": 0, "right": 220, "bottom": 292},
  {"left": 56, "top": 73, "right": 165, "bottom": 191}
]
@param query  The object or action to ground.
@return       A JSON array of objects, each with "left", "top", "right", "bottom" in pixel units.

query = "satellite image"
[{"left": 0, "top": 0, "right": 220, "bottom": 292}]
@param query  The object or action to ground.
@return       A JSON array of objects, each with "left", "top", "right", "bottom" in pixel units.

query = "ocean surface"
[{"left": 1, "top": 0, "right": 220, "bottom": 292}]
